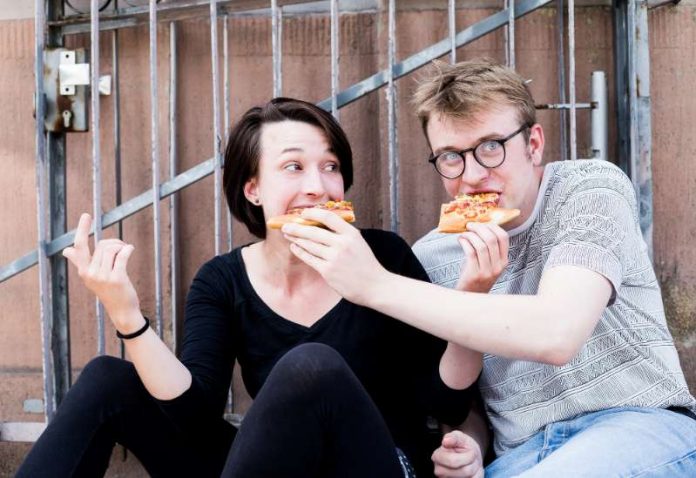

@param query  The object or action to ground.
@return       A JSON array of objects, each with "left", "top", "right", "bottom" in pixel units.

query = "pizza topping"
[{"left": 287, "top": 200, "right": 353, "bottom": 215}]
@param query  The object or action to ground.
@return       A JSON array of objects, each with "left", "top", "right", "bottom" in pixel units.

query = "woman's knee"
[
  {"left": 72, "top": 356, "right": 141, "bottom": 403},
  {"left": 271, "top": 343, "right": 352, "bottom": 391}
]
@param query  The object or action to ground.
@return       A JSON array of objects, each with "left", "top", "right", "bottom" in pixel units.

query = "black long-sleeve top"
[{"left": 158, "top": 229, "right": 472, "bottom": 475}]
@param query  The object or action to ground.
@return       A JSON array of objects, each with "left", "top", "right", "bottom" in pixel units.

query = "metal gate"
[{"left": 0, "top": 0, "right": 658, "bottom": 441}]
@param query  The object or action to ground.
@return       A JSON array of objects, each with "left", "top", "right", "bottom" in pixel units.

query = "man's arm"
[{"left": 369, "top": 265, "right": 612, "bottom": 365}]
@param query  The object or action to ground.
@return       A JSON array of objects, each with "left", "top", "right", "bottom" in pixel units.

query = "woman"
[{"left": 17, "top": 98, "right": 479, "bottom": 478}]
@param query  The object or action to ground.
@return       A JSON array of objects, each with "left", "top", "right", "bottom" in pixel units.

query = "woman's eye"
[
  {"left": 284, "top": 162, "right": 301, "bottom": 171},
  {"left": 324, "top": 162, "right": 340, "bottom": 172}
]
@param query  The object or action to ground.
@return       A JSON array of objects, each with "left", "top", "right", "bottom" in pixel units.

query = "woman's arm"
[{"left": 63, "top": 214, "right": 191, "bottom": 400}]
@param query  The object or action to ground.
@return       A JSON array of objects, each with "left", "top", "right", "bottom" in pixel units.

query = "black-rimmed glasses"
[{"left": 428, "top": 123, "right": 532, "bottom": 179}]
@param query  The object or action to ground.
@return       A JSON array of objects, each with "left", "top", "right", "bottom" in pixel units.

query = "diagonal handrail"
[{"left": 0, "top": 0, "right": 553, "bottom": 284}]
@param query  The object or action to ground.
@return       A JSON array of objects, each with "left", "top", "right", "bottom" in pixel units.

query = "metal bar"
[
  {"left": 317, "top": 0, "right": 553, "bottom": 111},
  {"left": 53, "top": 0, "right": 313, "bottom": 35},
  {"left": 1, "top": 158, "right": 217, "bottom": 283},
  {"left": 536, "top": 102, "right": 592, "bottom": 109},
  {"left": 613, "top": 0, "right": 629, "bottom": 173},
  {"left": 330, "top": 0, "right": 339, "bottom": 118},
  {"left": 507, "top": 0, "right": 515, "bottom": 68},
  {"left": 211, "top": 0, "right": 222, "bottom": 256},
  {"left": 449, "top": 0, "right": 456, "bottom": 63},
  {"left": 47, "top": 0, "right": 71, "bottom": 409},
  {"left": 591, "top": 71, "right": 608, "bottom": 161},
  {"left": 169, "top": 21, "right": 179, "bottom": 353},
  {"left": 387, "top": 0, "right": 398, "bottom": 233},
  {"left": 91, "top": 0, "right": 106, "bottom": 355},
  {"left": 568, "top": 0, "right": 577, "bottom": 160},
  {"left": 557, "top": 0, "right": 568, "bottom": 161},
  {"left": 149, "top": 0, "right": 163, "bottom": 338},
  {"left": 223, "top": 16, "right": 233, "bottom": 252},
  {"left": 35, "top": 0, "right": 56, "bottom": 423},
  {"left": 112, "top": 2, "right": 126, "bottom": 364},
  {"left": 631, "top": 0, "right": 653, "bottom": 256},
  {"left": 271, "top": 0, "right": 281, "bottom": 97}
]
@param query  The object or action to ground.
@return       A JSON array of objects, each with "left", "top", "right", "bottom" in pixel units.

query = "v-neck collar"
[{"left": 233, "top": 246, "right": 348, "bottom": 332}]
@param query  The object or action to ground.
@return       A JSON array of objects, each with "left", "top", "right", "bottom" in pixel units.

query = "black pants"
[{"left": 17, "top": 343, "right": 405, "bottom": 478}]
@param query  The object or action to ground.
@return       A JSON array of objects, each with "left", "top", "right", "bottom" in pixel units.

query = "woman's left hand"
[{"left": 281, "top": 208, "right": 386, "bottom": 305}]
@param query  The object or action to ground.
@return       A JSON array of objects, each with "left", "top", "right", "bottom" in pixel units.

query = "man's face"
[{"left": 425, "top": 106, "right": 545, "bottom": 229}]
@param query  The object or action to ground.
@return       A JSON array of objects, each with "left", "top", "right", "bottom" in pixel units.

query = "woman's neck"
[{"left": 252, "top": 234, "right": 324, "bottom": 295}]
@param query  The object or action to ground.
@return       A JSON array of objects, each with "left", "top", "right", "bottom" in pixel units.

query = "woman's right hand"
[
  {"left": 455, "top": 222, "right": 509, "bottom": 293},
  {"left": 62, "top": 213, "right": 140, "bottom": 330}
]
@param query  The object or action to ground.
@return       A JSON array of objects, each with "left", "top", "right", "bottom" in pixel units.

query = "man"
[{"left": 282, "top": 59, "right": 696, "bottom": 477}]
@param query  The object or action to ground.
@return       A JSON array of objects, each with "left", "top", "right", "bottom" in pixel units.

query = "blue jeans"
[{"left": 485, "top": 407, "right": 696, "bottom": 477}]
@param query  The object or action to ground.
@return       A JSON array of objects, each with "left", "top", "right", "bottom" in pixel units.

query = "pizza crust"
[
  {"left": 267, "top": 208, "right": 355, "bottom": 230},
  {"left": 437, "top": 203, "right": 520, "bottom": 233}
]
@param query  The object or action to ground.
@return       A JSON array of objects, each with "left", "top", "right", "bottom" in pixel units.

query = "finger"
[
  {"left": 460, "top": 232, "right": 492, "bottom": 273},
  {"left": 457, "top": 236, "right": 479, "bottom": 270},
  {"left": 300, "top": 207, "right": 355, "bottom": 234},
  {"left": 289, "top": 242, "right": 325, "bottom": 273},
  {"left": 99, "top": 244, "right": 126, "bottom": 278},
  {"left": 113, "top": 244, "right": 135, "bottom": 274},
  {"left": 442, "top": 431, "right": 469, "bottom": 449},
  {"left": 69, "top": 213, "right": 94, "bottom": 269},
  {"left": 284, "top": 236, "right": 331, "bottom": 260},
  {"left": 88, "top": 240, "right": 106, "bottom": 278},
  {"left": 466, "top": 223, "right": 501, "bottom": 261},
  {"left": 490, "top": 223, "right": 510, "bottom": 261},
  {"left": 282, "top": 222, "right": 338, "bottom": 246}
]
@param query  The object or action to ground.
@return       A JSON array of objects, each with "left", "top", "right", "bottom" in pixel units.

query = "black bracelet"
[{"left": 116, "top": 316, "right": 150, "bottom": 340}]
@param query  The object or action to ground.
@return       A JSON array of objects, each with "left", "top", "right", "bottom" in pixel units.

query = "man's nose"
[{"left": 461, "top": 151, "right": 489, "bottom": 184}]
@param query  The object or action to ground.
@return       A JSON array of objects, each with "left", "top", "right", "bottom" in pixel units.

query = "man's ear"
[
  {"left": 244, "top": 177, "right": 260, "bottom": 205},
  {"left": 527, "top": 123, "right": 545, "bottom": 166}
]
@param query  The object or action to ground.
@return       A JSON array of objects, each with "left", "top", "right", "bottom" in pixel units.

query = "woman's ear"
[
  {"left": 244, "top": 178, "right": 261, "bottom": 205},
  {"left": 528, "top": 123, "right": 545, "bottom": 166}
]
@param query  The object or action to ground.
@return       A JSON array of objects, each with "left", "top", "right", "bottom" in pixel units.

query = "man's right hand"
[
  {"left": 455, "top": 222, "right": 509, "bottom": 293},
  {"left": 432, "top": 430, "right": 484, "bottom": 478}
]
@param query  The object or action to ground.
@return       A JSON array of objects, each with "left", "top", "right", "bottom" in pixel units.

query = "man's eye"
[
  {"left": 440, "top": 152, "right": 463, "bottom": 163},
  {"left": 480, "top": 141, "right": 502, "bottom": 153}
]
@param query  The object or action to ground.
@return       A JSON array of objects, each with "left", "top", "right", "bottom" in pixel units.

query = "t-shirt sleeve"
[
  {"left": 374, "top": 230, "right": 473, "bottom": 425},
  {"left": 544, "top": 169, "right": 640, "bottom": 303},
  {"left": 156, "top": 257, "right": 236, "bottom": 433}
]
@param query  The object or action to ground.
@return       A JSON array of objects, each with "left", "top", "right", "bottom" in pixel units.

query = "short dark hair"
[{"left": 223, "top": 97, "right": 354, "bottom": 238}]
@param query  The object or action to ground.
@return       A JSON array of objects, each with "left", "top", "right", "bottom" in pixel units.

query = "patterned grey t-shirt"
[{"left": 412, "top": 159, "right": 696, "bottom": 455}]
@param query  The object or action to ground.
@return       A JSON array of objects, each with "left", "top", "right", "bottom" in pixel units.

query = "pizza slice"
[
  {"left": 267, "top": 200, "right": 356, "bottom": 229},
  {"left": 437, "top": 193, "right": 520, "bottom": 233}
]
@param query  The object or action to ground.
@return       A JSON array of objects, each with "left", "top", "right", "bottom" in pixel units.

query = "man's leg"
[
  {"left": 513, "top": 407, "right": 696, "bottom": 477},
  {"left": 222, "top": 343, "right": 405, "bottom": 478}
]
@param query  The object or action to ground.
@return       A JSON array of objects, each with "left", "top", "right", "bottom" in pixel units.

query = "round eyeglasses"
[{"left": 428, "top": 123, "right": 532, "bottom": 179}]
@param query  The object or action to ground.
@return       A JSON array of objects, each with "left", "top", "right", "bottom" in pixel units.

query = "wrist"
[{"left": 111, "top": 309, "right": 146, "bottom": 335}]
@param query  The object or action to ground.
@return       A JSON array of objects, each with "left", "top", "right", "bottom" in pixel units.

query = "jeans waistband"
[{"left": 667, "top": 406, "right": 696, "bottom": 421}]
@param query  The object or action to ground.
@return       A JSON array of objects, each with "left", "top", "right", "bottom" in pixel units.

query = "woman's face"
[{"left": 244, "top": 120, "right": 345, "bottom": 224}]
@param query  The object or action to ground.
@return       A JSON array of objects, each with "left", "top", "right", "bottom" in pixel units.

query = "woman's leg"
[
  {"left": 17, "top": 355, "right": 234, "bottom": 478},
  {"left": 222, "top": 343, "right": 405, "bottom": 478}
]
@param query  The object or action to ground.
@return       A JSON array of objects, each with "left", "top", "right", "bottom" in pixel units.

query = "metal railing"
[{"left": 0, "top": 0, "right": 650, "bottom": 442}]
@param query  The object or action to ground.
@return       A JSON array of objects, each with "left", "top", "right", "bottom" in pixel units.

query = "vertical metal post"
[
  {"left": 387, "top": 0, "right": 399, "bottom": 233},
  {"left": 35, "top": 0, "right": 56, "bottom": 422},
  {"left": 506, "top": 0, "right": 515, "bottom": 68},
  {"left": 556, "top": 0, "right": 569, "bottom": 162},
  {"left": 210, "top": 0, "right": 222, "bottom": 257},
  {"left": 271, "top": 0, "right": 282, "bottom": 97},
  {"left": 614, "top": 0, "right": 653, "bottom": 253},
  {"left": 448, "top": 0, "right": 456, "bottom": 63},
  {"left": 591, "top": 71, "right": 608, "bottom": 161},
  {"left": 47, "top": 0, "right": 71, "bottom": 408},
  {"left": 91, "top": 0, "right": 106, "bottom": 354},
  {"left": 223, "top": 16, "right": 233, "bottom": 252},
  {"left": 149, "top": 0, "right": 163, "bottom": 338},
  {"left": 330, "top": 0, "right": 340, "bottom": 118},
  {"left": 169, "top": 21, "right": 179, "bottom": 353},
  {"left": 568, "top": 0, "right": 577, "bottom": 160},
  {"left": 112, "top": 0, "right": 125, "bottom": 362}
]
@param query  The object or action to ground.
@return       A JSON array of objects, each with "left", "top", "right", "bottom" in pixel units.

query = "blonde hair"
[{"left": 412, "top": 58, "right": 536, "bottom": 142}]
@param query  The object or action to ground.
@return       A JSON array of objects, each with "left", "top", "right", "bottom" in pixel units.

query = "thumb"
[
  {"left": 442, "top": 431, "right": 469, "bottom": 450},
  {"left": 62, "top": 247, "right": 75, "bottom": 263}
]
